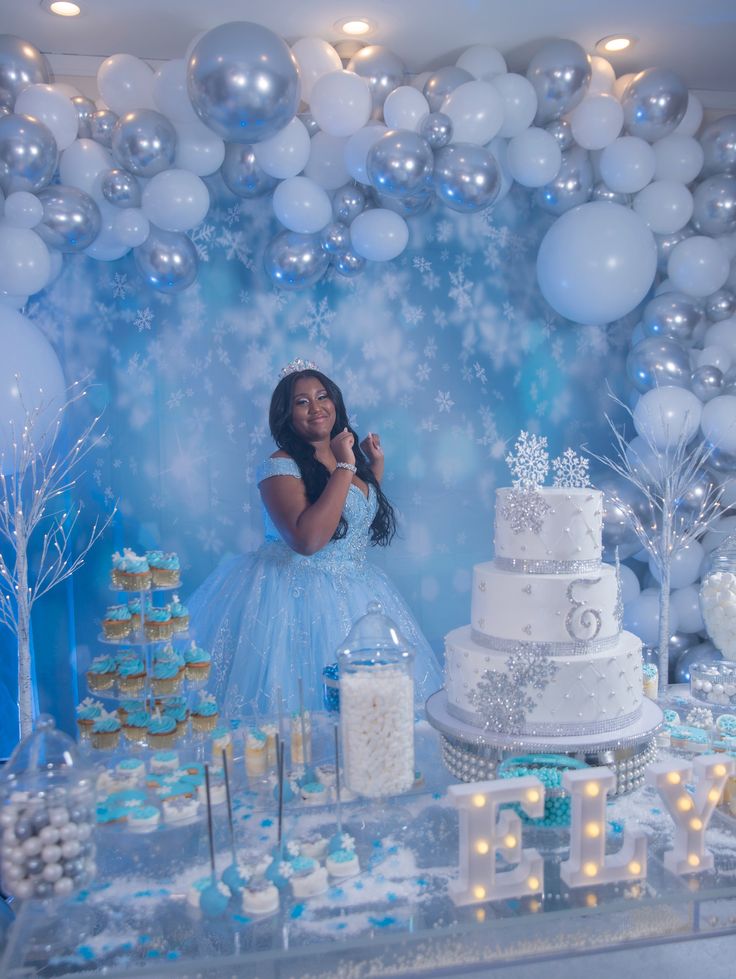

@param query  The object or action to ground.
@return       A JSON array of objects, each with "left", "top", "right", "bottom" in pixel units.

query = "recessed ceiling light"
[
  {"left": 335, "top": 18, "right": 374, "bottom": 37},
  {"left": 596, "top": 35, "right": 635, "bottom": 53},
  {"left": 43, "top": 0, "right": 81, "bottom": 15}
]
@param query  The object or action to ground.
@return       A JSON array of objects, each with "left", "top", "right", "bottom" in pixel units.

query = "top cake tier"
[{"left": 494, "top": 487, "right": 603, "bottom": 569}]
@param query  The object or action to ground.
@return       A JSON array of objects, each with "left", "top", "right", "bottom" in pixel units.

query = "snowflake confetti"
[
  {"left": 505, "top": 430, "right": 549, "bottom": 489},
  {"left": 551, "top": 447, "right": 590, "bottom": 488}
]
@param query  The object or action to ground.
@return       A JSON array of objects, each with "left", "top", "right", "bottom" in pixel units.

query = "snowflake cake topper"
[
  {"left": 505, "top": 431, "right": 549, "bottom": 489},
  {"left": 278, "top": 358, "right": 320, "bottom": 379},
  {"left": 552, "top": 447, "right": 590, "bottom": 488}
]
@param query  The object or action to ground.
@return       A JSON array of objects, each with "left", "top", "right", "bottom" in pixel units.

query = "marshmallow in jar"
[
  {"left": 700, "top": 534, "right": 736, "bottom": 661},
  {"left": 0, "top": 715, "right": 96, "bottom": 901},
  {"left": 337, "top": 601, "right": 415, "bottom": 798}
]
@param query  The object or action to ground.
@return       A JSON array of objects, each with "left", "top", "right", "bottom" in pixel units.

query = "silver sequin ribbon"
[
  {"left": 446, "top": 699, "right": 643, "bottom": 737},
  {"left": 494, "top": 556, "right": 601, "bottom": 575},
  {"left": 469, "top": 628, "right": 620, "bottom": 657}
]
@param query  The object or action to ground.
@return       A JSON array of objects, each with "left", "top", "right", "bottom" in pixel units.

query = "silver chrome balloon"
[
  {"left": 526, "top": 39, "right": 591, "bottom": 125},
  {"left": 332, "top": 182, "right": 365, "bottom": 224},
  {"left": 297, "top": 111, "right": 320, "bottom": 137},
  {"left": 220, "top": 142, "right": 278, "bottom": 198},
  {"left": 347, "top": 46, "right": 405, "bottom": 111},
  {"left": 366, "top": 129, "right": 433, "bottom": 198},
  {"left": 691, "top": 365, "right": 724, "bottom": 402},
  {"left": 0, "top": 35, "right": 50, "bottom": 109},
  {"left": 691, "top": 174, "right": 736, "bottom": 236},
  {"left": 187, "top": 21, "right": 300, "bottom": 144},
  {"left": 676, "top": 467, "right": 715, "bottom": 511},
  {"left": 545, "top": 118, "right": 575, "bottom": 153},
  {"left": 654, "top": 227, "right": 694, "bottom": 274},
  {"left": 320, "top": 221, "right": 350, "bottom": 255},
  {"left": 592, "top": 182, "right": 631, "bottom": 206},
  {"left": 625, "top": 336, "right": 691, "bottom": 392},
  {"left": 111, "top": 109, "right": 177, "bottom": 178},
  {"left": 423, "top": 66, "right": 473, "bottom": 113},
  {"left": 534, "top": 145, "right": 593, "bottom": 215},
  {"left": 621, "top": 68, "right": 688, "bottom": 141},
  {"left": 705, "top": 287, "right": 736, "bottom": 322},
  {"left": 134, "top": 226, "right": 198, "bottom": 293},
  {"left": 374, "top": 187, "right": 433, "bottom": 217},
  {"left": 673, "top": 641, "right": 721, "bottom": 684},
  {"left": 418, "top": 111, "right": 453, "bottom": 149},
  {"left": 334, "top": 248, "right": 365, "bottom": 277},
  {"left": 705, "top": 441, "right": 736, "bottom": 473},
  {"left": 433, "top": 142, "right": 500, "bottom": 213},
  {"left": 90, "top": 109, "right": 118, "bottom": 148},
  {"left": 700, "top": 113, "right": 736, "bottom": 177},
  {"left": 71, "top": 95, "right": 96, "bottom": 140},
  {"left": 100, "top": 168, "right": 141, "bottom": 209},
  {"left": 641, "top": 291, "right": 702, "bottom": 345},
  {"left": 264, "top": 230, "right": 329, "bottom": 290},
  {"left": 0, "top": 113, "right": 57, "bottom": 195},
  {"left": 35, "top": 185, "right": 101, "bottom": 253}
]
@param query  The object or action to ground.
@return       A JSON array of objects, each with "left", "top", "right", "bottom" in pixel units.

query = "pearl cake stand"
[{"left": 426, "top": 689, "right": 663, "bottom": 796}]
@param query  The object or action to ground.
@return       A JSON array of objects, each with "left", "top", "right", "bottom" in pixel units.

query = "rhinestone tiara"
[{"left": 278, "top": 358, "right": 320, "bottom": 379}]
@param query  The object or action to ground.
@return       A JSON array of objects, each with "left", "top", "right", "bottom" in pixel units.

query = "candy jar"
[
  {"left": 0, "top": 715, "right": 96, "bottom": 901},
  {"left": 337, "top": 601, "right": 415, "bottom": 799},
  {"left": 700, "top": 533, "right": 736, "bottom": 661}
]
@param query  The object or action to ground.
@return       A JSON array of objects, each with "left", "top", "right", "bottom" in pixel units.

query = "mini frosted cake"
[
  {"left": 245, "top": 728, "right": 268, "bottom": 776},
  {"left": 102, "top": 604, "right": 133, "bottom": 640},
  {"left": 642, "top": 663, "right": 658, "bottom": 699},
  {"left": 169, "top": 594, "right": 189, "bottom": 633},
  {"left": 163, "top": 700, "right": 189, "bottom": 734},
  {"left": 147, "top": 550, "right": 181, "bottom": 588},
  {"left": 150, "top": 749, "right": 180, "bottom": 773},
  {"left": 113, "top": 549, "right": 151, "bottom": 591},
  {"left": 242, "top": 878, "right": 279, "bottom": 915},
  {"left": 116, "top": 758, "right": 146, "bottom": 784},
  {"left": 290, "top": 856, "right": 328, "bottom": 898},
  {"left": 325, "top": 848, "right": 360, "bottom": 878},
  {"left": 163, "top": 795, "right": 199, "bottom": 823},
  {"left": 127, "top": 804, "right": 161, "bottom": 832},
  {"left": 211, "top": 726, "right": 233, "bottom": 763}
]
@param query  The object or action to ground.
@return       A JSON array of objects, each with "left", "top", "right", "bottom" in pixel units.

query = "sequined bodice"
[{"left": 256, "top": 456, "right": 378, "bottom": 575}]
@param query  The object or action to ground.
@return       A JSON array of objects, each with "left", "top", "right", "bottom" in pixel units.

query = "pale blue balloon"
[
  {"left": 263, "top": 230, "right": 329, "bottom": 290},
  {"left": 433, "top": 142, "right": 499, "bottom": 213},
  {"left": 367, "top": 129, "right": 433, "bottom": 199},
  {"left": 111, "top": 109, "right": 177, "bottom": 178},
  {"left": 71, "top": 95, "right": 96, "bottom": 140},
  {"left": 35, "top": 185, "right": 101, "bottom": 253},
  {"left": 220, "top": 143, "right": 277, "bottom": 198},
  {"left": 0, "top": 113, "right": 57, "bottom": 195},
  {"left": 134, "top": 226, "right": 198, "bottom": 293}
]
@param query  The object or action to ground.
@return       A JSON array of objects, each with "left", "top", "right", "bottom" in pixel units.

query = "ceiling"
[{"left": 4, "top": 0, "right": 736, "bottom": 103}]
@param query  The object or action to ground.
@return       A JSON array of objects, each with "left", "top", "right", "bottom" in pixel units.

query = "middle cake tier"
[{"left": 471, "top": 561, "right": 621, "bottom": 647}]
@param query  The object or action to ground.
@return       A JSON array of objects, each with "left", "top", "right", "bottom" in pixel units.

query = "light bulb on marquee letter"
[
  {"left": 448, "top": 776, "right": 544, "bottom": 906},
  {"left": 646, "top": 755, "right": 735, "bottom": 875},
  {"left": 560, "top": 767, "right": 648, "bottom": 888}
]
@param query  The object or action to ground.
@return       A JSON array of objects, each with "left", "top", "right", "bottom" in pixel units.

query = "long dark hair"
[{"left": 268, "top": 369, "right": 396, "bottom": 546}]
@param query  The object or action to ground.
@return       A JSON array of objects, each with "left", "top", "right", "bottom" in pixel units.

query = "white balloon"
[
  {"left": 625, "top": 435, "right": 664, "bottom": 485},
  {"left": 695, "top": 345, "right": 732, "bottom": 373},
  {"left": 344, "top": 124, "right": 388, "bottom": 184},
  {"left": 174, "top": 122, "right": 225, "bottom": 176},
  {"left": 383, "top": 86, "right": 430, "bottom": 132},
  {"left": 411, "top": 71, "right": 432, "bottom": 93},
  {"left": 273, "top": 176, "right": 332, "bottom": 234},
  {"left": 623, "top": 591, "right": 676, "bottom": 647},
  {"left": 703, "top": 515, "right": 736, "bottom": 552},
  {"left": 619, "top": 563, "right": 641, "bottom": 604},
  {"left": 50, "top": 82, "right": 81, "bottom": 99},
  {"left": 633, "top": 386, "right": 702, "bottom": 451},
  {"left": 491, "top": 73, "right": 537, "bottom": 138},
  {"left": 309, "top": 70, "right": 372, "bottom": 137},
  {"left": 59, "top": 139, "right": 112, "bottom": 195},
  {"left": 612, "top": 73, "right": 636, "bottom": 101},
  {"left": 254, "top": 117, "right": 311, "bottom": 179},
  {"left": 705, "top": 318, "right": 736, "bottom": 360},
  {"left": 350, "top": 208, "right": 409, "bottom": 261},
  {"left": 291, "top": 37, "right": 342, "bottom": 103},
  {"left": 3, "top": 191, "right": 43, "bottom": 229},
  {"left": 668, "top": 236, "right": 730, "bottom": 297},
  {"left": 97, "top": 53, "right": 155, "bottom": 116},
  {"left": 569, "top": 93, "right": 623, "bottom": 150},
  {"left": 0, "top": 226, "right": 51, "bottom": 297},
  {"left": 304, "top": 131, "right": 350, "bottom": 190},
  {"left": 588, "top": 56, "right": 616, "bottom": 95},
  {"left": 506, "top": 127, "right": 561, "bottom": 187},
  {"left": 455, "top": 45, "right": 507, "bottom": 81},
  {"left": 716, "top": 474, "right": 736, "bottom": 510},
  {"left": 633, "top": 180, "right": 693, "bottom": 234},
  {"left": 153, "top": 59, "right": 200, "bottom": 126},
  {"left": 599, "top": 136, "right": 656, "bottom": 193},
  {"left": 441, "top": 80, "right": 504, "bottom": 145},
  {"left": 701, "top": 395, "right": 736, "bottom": 454},
  {"left": 112, "top": 207, "right": 149, "bottom": 247},
  {"left": 649, "top": 540, "right": 705, "bottom": 589},
  {"left": 674, "top": 93, "right": 704, "bottom": 137},
  {"left": 670, "top": 585, "right": 705, "bottom": 633},
  {"left": 15, "top": 84, "right": 79, "bottom": 150},
  {"left": 652, "top": 134, "right": 704, "bottom": 184},
  {"left": 141, "top": 169, "right": 210, "bottom": 232}
]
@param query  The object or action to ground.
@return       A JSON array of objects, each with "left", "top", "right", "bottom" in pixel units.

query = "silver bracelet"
[{"left": 335, "top": 462, "right": 357, "bottom": 474}]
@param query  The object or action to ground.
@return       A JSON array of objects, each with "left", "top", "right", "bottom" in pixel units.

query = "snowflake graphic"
[
  {"left": 224, "top": 204, "right": 242, "bottom": 227},
  {"left": 448, "top": 268, "right": 473, "bottom": 312},
  {"left": 189, "top": 223, "right": 216, "bottom": 261},
  {"left": 501, "top": 488, "right": 551, "bottom": 535},
  {"left": 412, "top": 256, "right": 431, "bottom": 274},
  {"left": 420, "top": 417, "right": 439, "bottom": 433},
  {"left": 402, "top": 301, "right": 424, "bottom": 326},
  {"left": 300, "top": 298, "right": 335, "bottom": 341},
  {"left": 134, "top": 307, "right": 154, "bottom": 332},
  {"left": 216, "top": 228, "right": 254, "bottom": 269},
  {"left": 424, "top": 338, "right": 438, "bottom": 359},
  {"left": 470, "top": 644, "right": 558, "bottom": 735},
  {"left": 505, "top": 430, "right": 549, "bottom": 489},
  {"left": 111, "top": 273, "right": 130, "bottom": 299},
  {"left": 422, "top": 270, "right": 440, "bottom": 291},
  {"left": 416, "top": 363, "right": 431, "bottom": 382},
  {"left": 473, "top": 362, "right": 487, "bottom": 384},
  {"left": 435, "top": 390, "right": 454, "bottom": 413},
  {"left": 551, "top": 447, "right": 590, "bottom": 488}
]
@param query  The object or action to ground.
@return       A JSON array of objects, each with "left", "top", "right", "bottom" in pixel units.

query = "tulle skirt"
[{"left": 187, "top": 540, "right": 443, "bottom": 717}]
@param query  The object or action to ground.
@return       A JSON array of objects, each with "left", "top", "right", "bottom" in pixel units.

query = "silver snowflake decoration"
[
  {"left": 501, "top": 487, "right": 550, "bottom": 535},
  {"left": 506, "top": 644, "right": 558, "bottom": 692},
  {"left": 552, "top": 447, "right": 590, "bottom": 488},
  {"left": 470, "top": 643, "right": 558, "bottom": 735},
  {"left": 505, "top": 431, "right": 549, "bottom": 489}
]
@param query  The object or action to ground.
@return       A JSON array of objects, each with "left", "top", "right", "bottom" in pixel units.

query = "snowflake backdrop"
[{"left": 0, "top": 177, "right": 633, "bottom": 752}]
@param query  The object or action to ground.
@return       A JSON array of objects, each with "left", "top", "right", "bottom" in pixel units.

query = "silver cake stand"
[{"left": 426, "top": 689, "right": 664, "bottom": 796}]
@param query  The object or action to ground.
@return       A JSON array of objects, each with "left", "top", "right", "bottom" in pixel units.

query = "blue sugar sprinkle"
[
  {"left": 120, "top": 942, "right": 133, "bottom": 952},
  {"left": 146, "top": 950, "right": 160, "bottom": 959},
  {"left": 369, "top": 916, "right": 396, "bottom": 928},
  {"left": 432, "top": 791, "right": 443, "bottom": 799},
  {"left": 166, "top": 951, "right": 180, "bottom": 960},
  {"left": 387, "top": 845, "right": 398, "bottom": 855},
  {"left": 134, "top": 890, "right": 154, "bottom": 897},
  {"left": 290, "top": 904, "right": 305, "bottom": 919},
  {"left": 261, "top": 818, "right": 273, "bottom": 827},
  {"left": 609, "top": 820, "right": 624, "bottom": 835},
  {"left": 416, "top": 878, "right": 428, "bottom": 887},
  {"left": 354, "top": 881, "right": 365, "bottom": 890},
  {"left": 138, "top": 935, "right": 150, "bottom": 945},
  {"left": 232, "top": 913, "right": 250, "bottom": 923},
  {"left": 387, "top": 892, "right": 398, "bottom": 902},
  {"left": 336, "top": 922, "right": 347, "bottom": 930},
  {"left": 507, "top": 899, "right": 521, "bottom": 910},
  {"left": 372, "top": 839, "right": 382, "bottom": 848},
  {"left": 76, "top": 947, "right": 95, "bottom": 961},
  {"left": 328, "top": 887, "right": 345, "bottom": 899}
]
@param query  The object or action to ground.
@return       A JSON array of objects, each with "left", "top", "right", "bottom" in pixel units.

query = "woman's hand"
[
  {"left": 330, "top": 427, "right": 355, "bottom": 466},
  {"left": 360, "top": 432, "right": 383, "bottom": 464}
]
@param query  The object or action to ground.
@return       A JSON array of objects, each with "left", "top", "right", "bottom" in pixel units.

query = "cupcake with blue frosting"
[
  {"left": 91, "top": 710, "right": 122, "bottom": 750},
  {"left": 147, "top": 549, "right": 181, "bottom": 588},
  {"left": 184, "top": 641, "right": 211, "bottom": 682},
  {"left": 114, "top": 548, "right": 151, "bottom": 591},
  {"left": 144, "top": 604, "right": 173, "bottom": 642},
  {"left": 169, "top": 594, "right": 189, "bottom": 633},
  {"left": 102, "top": 603, "right": 133, "bottom": 640}
]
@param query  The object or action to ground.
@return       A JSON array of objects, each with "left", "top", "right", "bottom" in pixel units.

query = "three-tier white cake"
[{"left": 443, "top": 438, "right": 644, "bottom": 740}]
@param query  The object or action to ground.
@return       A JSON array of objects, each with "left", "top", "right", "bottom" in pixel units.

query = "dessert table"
[{"left": 2, "top": 717, "right": 736, "bottom": 978}]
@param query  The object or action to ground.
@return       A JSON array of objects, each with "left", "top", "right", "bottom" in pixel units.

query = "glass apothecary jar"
[
  {"left": 0, "top": 715, "right": 96, "bottom": 901},
  {"left": 337, "top": 601, "right": 415, "bottom": 798},
  {"left": 700, "top": 533, "right": 736, "bottom": 662}
]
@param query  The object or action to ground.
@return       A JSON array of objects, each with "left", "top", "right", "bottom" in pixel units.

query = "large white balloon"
[
  {"left": 174, "top": 122, "right": 225, "bottom": 176},
  {"left": 350, "top": 208, "right": 409, "bottom": 261},
  {"left": 303, "top": 131, "right": 350, "bottom": 190},
  {"left": 112, "top": 207, "right": 149, "bottom": 248},
  {"left": 383, "top": 86, "right": 430, "bottom": 132},
  {"left": 273, "top": 176, "right": 332, "bottom": 234},
  {"left": 0, "top": 225, "right": 51, "bottom": 296},
  {"left": 670, "top": 585, "right": 705, "bottom": 633},
  {"left": 59, "top": 139, "right": 112, "bottom": 195},
  {"left": 344, "top": 124, "right": 387, "bottom": 184},
  {"left": 97, "top": 53, "right": 156, "bottom": 116},
  {"left": 491, "top": 73, "right": 537, "bottom": 138},
  {"left": 142, "top": 169, "right": 209, "bottom": 232},
  {"left": 619, "top": 563, "right": 641, "bottom": 604},
  {"left": 649, "top": 540, "right": 705, "bottom": 589},
  {"left": 569, "top": 93, "right": 623, "bottom": 150},
  {"left": 506, "top": 127, "right": 561, "bottom": 187},
  {"left": 705, "top": 318, "right": 736, "bottom": 360},
  {"left": 455, "top": 45, "right": 507, "bottom": 81},
  {"left": 632, "top": 386, "right": 702, "bottom": 450},
  {"left": 153, "top": 60, "right": 201, "bottom": 126},
  {"left": 701, "top": 395, "right": 736, "bottom": 455},
  {"left": 674, "top": 93, "right": 704, "bottom": 137},
  {"left": 254, "top": 117, "right": 310, "bottom": 179},
  {"left": 588, "top": 56, "right": 616, "bottom": 95},
  {"left": 612, "top": 73, "right": 636, "bottom": 101},
  {"left": 291, "top": 37, "right": 342, "bottom": 103},
  {"left": 537, "top": 201, "right": 656, "bottom": 324},
  {"left": 441, "top": 80, "right": 504, "bottom": 145},
  {"left": 633, "top": 180, "right": 693, "bottom": 234},
  {"left": 15, "top": 84, "right": 79, "bottom": 150},
  {"left": 652, "top": 134, "right": 704, "bottom": 183},
  {"left": 3, "top": 191, "right": 43, "bottom": 229},
  {"left": 623, "top": 591, "right": 675, "bottom": 647},
  {"left": 599, "top": 136, "right": 655, "bottom": 193},
  {"left": 309, "top": 70, "right": 372, "bottom": 137},
  {"left": 668, "top": 236, "right": 730, "bottom": 297}
]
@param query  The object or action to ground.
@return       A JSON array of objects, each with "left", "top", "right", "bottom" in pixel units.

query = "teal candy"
[
  {"left": 498, "top": 754, "right": 589, "bottom": 828},
  {"left": 200, "top": 883, "right": 229, "bottom": 917}
]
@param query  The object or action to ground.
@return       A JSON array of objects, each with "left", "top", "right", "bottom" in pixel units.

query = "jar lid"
[
  {"left": 336, "top": 601, "right": 413, "bottom": 663},
  {"left": 1, "top": 714, "right": 93, "bottom": 794}
]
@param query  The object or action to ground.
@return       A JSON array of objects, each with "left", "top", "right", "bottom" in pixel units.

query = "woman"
[{"left": 188, "top": 361, "right": 442, "bottom": 716}]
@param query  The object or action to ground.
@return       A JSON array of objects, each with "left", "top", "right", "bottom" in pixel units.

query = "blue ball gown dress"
[{"left": 187, "top": 456, "right": 442, "bottom": 716}]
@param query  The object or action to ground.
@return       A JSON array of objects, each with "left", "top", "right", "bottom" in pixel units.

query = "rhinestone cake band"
[
  {"left": 494, "top": 556, "right": 602, "bottom": 575},
  {"left": 445, "top": 699, "right": 643, "bottom": 737},
  {"left": 469, "top": 628, "right": 620, "bottom": 657}
]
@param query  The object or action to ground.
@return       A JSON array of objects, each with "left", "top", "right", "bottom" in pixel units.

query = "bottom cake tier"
[{"left": 445, "top": 625, "right": 643, "bottom": 739}]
